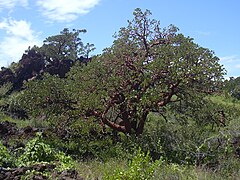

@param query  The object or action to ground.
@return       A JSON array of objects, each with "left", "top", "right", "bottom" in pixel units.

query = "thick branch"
[
  {"left": 87, "top": 96, "right": 128, "bottom": 133},
  {"left": 102, "top": 117, "right": 127, "bottom": 133},
  {"left": 157, "top": 80, "right": 180, "bottom": 107}
]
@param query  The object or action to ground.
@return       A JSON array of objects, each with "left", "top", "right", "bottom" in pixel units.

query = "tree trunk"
[{"left": 136, "top": 110, "right": 149, "bottom": 136}]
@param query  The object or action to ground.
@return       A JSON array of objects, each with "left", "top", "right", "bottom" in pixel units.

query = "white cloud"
[
  {"left": 0, "top": 0, "right": 28, "bottom": 10},
  {"left": 0, "top": 18, "right": 35, "bottom": 39},
  {"left": 220, "top": 55, "right": 238, "bottom": 63},
  {"left": 0, "top": 18, "right": 41, "bottom": 68},
  {"left": 196, "top": 30, "right": 211, "bottom": 36},
  {"left": 36, "top": 0, "right": 101, "bottom": 22},
  {"left": 220, "top": 56, "right": 240, "bottom": 64},
  {"left": 220, "top": 55, "right": 240, "bottom": 77}
]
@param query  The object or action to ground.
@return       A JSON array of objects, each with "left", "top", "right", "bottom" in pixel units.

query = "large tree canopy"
[
  {"left": 67, "top": 8, "right": 225, "bottom": 135},
  {"left": 18, "top": 9, "right": 225, "bottom": 136}
]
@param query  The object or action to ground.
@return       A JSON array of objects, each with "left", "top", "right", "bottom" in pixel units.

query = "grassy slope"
[{"left": 0, "top": 95, "right": 239, "bottom": 179}]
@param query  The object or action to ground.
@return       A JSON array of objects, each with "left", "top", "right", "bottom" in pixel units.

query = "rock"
[
  {"left": 0, "top": 121, "right": 17, "bottom": 137},
  {"left": 31, "top": 174, "right": 48, "bottom": 180},
  {"left": 50, "top": 168, "right": 85, "bottom": 180},
  {"left": 0, "top": 165, "right": 84, "bottom": 180},
  {"left": 33, "top": 163, "right": 55, "bottom": 172},
  {"left": 0, "top": 167, "right": 26, "bottom": 180},
  {"left": 52, "top": 169, "right": 84, "bottom": 180}
]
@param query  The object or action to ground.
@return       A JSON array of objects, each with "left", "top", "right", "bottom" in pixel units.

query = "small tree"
[
  {"left": 68, "top": 8, "right": 225, "bottom": 136},
  {"left": 224, "top": 76, "right": 240, "bottom": 100},
  {"left": 40, "top": 28, "right": 87, "bottom": 61}
]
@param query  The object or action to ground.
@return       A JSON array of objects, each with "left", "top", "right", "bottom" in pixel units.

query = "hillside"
[{"left": 0, "top": 9, "right": 239, "bottom": 179}]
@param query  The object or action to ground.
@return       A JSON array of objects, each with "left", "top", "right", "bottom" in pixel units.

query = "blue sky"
[{"left": 0, "top": 0, "right": 239, "bottom": 77}]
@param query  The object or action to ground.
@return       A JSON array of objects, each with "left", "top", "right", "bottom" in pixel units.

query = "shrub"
[
  {"left": 0, "top": 141, "right": 15, "bottom": 167},
  {"left": 17, "top": 133, "right": 55, "bottom": 167},
  {"left": 17, "top": 132, "right": 75, "bottom": 171},
  {"left": 104, "top": 149, "right": 160, "bottom": 180}
]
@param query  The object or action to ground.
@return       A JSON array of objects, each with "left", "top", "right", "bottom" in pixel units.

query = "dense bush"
[
  {"left": 17, "top": 133, "right": 75, "bottom": 171},
  {"left": 0, "top": 141, "right": 15, "bottom": 167},
  {"left": 0, "top": 133, "right": 80, "bottom": 179}
]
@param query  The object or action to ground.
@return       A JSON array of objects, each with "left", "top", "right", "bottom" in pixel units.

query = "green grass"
[
  {"left": 0, "top": 112, "right": 50, "bottom": 129},
  {"left": 208, "top": 95, "right": 240, "bottom": 109},
  {"left": 74, "top": 158, "right": 240, "bottom": 180},
  {"left": 75, "top": 158, "right": 127, "bottom": 179},
  {"left": 1, "top": 94, "right": 239, "bottom": 179}
]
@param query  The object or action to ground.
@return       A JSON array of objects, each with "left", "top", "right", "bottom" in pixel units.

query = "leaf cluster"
[
  {"left": 16, "top": 133, "right": 75, "bottom": 171},
  {"left": 104, "top": 149, "right": 160, "bottom": 180}
]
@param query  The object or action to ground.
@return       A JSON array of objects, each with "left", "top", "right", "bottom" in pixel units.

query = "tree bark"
[{"left": 136, "top": 109, "right": 149, "bottom": 136}]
